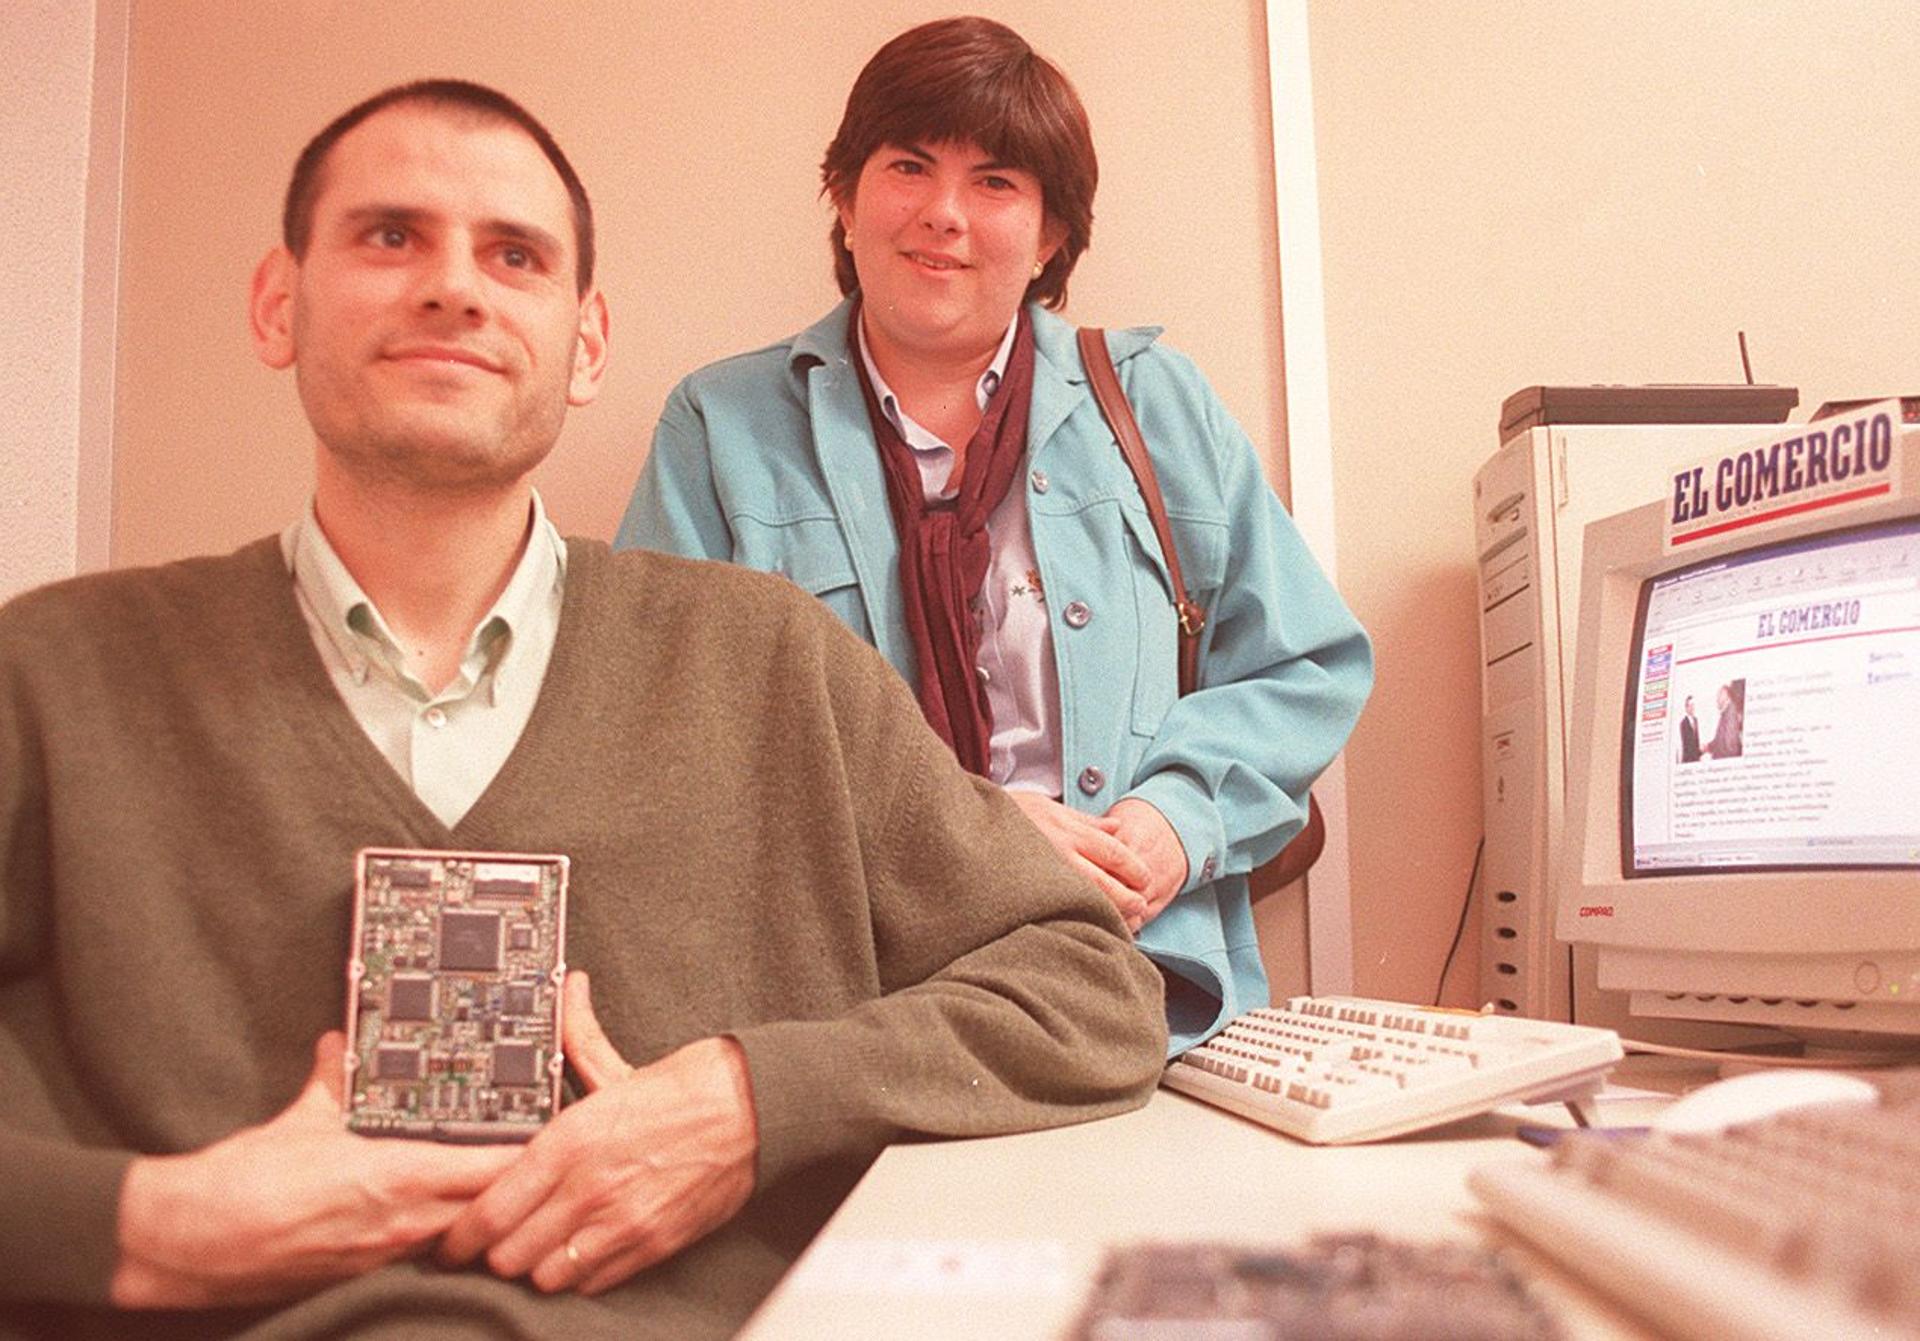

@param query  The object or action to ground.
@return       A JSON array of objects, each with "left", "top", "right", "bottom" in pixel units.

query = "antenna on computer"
[{"left": 1737, "top": 330, "right": 1755, "bottom": 385}]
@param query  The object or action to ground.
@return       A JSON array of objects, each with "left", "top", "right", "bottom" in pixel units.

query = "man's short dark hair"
[{"left": 282, "top": 79, "right": 595, "bottom": 295}]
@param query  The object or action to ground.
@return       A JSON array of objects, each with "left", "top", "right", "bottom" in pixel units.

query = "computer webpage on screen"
[{"left": 1625, "top": 515, "right": 1920, "bottom": 874}]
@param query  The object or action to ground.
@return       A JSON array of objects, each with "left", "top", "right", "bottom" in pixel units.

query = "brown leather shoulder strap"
[
  {"left": 1076, "top": 327, "right": 1204, "bottom": 696},
  {"left": 1077, "top": 328, "right": 1325, "bottom": 896}
]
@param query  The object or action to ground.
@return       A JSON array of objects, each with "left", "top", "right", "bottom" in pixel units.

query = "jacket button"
[
  {"left": 1063, "top": 600, "right": 1092, "bottom": 628},
  {"left": 1030, "top": 469, "right": 1049, "bottom": 494},
  {"left": 1077, "top": 765, "right": 1105, "bottom": 795},
  {"left": 1200, "top": 857, "right": 1217, "bottom": 881}
]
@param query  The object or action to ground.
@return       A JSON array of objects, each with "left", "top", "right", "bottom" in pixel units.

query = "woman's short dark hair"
[
  {"left": 282, "top": 79, "right": 595, "bottom": 296},
  {"left": 821, "top": 17, "right": 1097, "bottom": 311}
]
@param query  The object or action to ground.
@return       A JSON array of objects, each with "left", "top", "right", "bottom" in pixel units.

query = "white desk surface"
[{"left": 741, "top": 1070, "right": 1688, "bottom": 1340}]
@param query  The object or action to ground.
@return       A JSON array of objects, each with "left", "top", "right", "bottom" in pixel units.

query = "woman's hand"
[
  {"left": 1105, "top": 798, "right": 1188, "bottom": 928},
  {"left": 1006, "top": 790, "right": 1151, "bottom": 932}
]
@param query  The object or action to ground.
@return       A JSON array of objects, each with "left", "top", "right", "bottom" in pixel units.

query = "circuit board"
[
  {"left": 345, "top": 848, "right": 568, "bottom": 1142},
  {"left": 1067, "top": 1235, "right": 1562, "bottom": 1341}
]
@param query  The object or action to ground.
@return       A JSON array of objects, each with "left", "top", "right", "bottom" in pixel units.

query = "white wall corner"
[
  {"left": 1265, "top": 0, "right": 1353, "bottom": 994},
  {"left": 0, "top": 0, "right": 123, "bottom": 599},
  {"left": 79, "top": 0, "right": 130, "bottom": 575}
]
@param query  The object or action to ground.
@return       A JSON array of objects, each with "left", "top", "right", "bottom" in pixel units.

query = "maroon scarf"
[{"left": 849, "top": 305, "right": 1036, "bottom": 775}]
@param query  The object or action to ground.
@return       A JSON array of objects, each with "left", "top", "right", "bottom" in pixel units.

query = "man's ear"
[
  {"left": 567, "top": 288, "right": 610, "bottom": 407},
  {"left": 250, "top": 247, "right": 298, "bottom": 370}
]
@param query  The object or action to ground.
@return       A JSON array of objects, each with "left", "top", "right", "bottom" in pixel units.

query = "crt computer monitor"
[{"left": 1558, "top": 409, "right": 1920, "bottom": 1054}]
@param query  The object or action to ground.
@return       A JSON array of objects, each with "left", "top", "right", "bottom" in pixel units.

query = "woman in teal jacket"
[{"left": 616, "top": 17, "right": 1371, "bottom": 1053}]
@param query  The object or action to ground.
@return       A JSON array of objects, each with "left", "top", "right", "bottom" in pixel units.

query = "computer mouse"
[{"left": 1652, "top": 1068, "right": 1879, "bottom": 1134}]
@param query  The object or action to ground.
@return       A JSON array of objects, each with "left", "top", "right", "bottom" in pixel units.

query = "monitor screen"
[{"left": 1623, "top": 515, "right": 1920, "bottom": 874}]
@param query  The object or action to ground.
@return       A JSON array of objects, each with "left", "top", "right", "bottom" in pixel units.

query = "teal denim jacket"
[{"left": 617, "top": 299, "right": 1373, "bottom": 1053}]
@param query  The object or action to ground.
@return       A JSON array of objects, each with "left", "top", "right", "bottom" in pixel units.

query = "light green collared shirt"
[{"left": 281, "top": 492, "right": 567, "bottom": 827}]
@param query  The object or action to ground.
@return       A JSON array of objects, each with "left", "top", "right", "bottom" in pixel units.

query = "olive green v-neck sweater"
[{"left": 0, "top": 538, "right": 1164, "bottom": 1340}]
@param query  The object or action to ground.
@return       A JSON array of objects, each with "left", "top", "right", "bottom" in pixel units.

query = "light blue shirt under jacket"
[{"left": 617, "top": 299, "right": 1373, "bottom": 1054}]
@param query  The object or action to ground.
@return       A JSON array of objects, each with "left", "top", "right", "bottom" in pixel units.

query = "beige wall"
[
  {"left": 1, "top": 1, "right": 99, "bottom": 598},
  {"left": 110, "top": 1, "right": 1290, "bottom": 564},
  {"left": 1309, "top": 1, "right": 1920, "bottom": 1004}
]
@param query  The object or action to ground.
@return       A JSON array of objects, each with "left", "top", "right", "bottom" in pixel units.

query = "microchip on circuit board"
[{"left": 345, "top": 848, "right": 569, "bottom": 1143}]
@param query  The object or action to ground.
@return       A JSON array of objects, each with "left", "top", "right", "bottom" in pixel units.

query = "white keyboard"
[
  {"left": 1471, "top": 1072, "right": 1920, "bottom": 1341},
  {"left": 1161, "top": 994, "right": 1623, "bottom": 1144}
]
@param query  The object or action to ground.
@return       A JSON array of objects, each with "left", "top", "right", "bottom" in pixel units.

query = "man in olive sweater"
[{"left": 0, "top": 81, "right": 1165, "bottom": 1339}]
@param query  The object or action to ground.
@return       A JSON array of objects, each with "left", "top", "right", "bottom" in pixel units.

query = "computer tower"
[{"left": 1472, "top": 388, "right": 1796, "bottom": 1024}]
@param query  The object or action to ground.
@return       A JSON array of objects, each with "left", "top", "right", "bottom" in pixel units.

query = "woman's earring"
[{"left": 1031, "top": 260, "right": 1044, "bottom": 280}]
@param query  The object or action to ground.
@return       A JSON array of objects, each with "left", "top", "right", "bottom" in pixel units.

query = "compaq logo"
[{"left": 1578, "top": 905, "right": 1615, "bottom": 918}]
